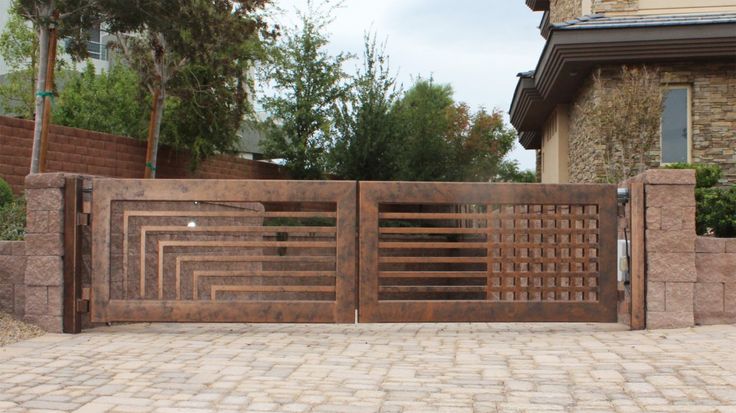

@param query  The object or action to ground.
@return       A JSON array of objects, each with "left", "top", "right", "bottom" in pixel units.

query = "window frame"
[{"left": 660, "top": 84, "right": 692, "bottom": 165}]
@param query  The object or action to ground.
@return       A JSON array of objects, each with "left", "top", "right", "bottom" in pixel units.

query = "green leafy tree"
[
  {"left": 390, "top": 78, "right": 455, "bottom": 181},
  {"left": 0, "top": 9, "right": 38, "bottom": 118},
  {"left": 329, "top": 33, "right": 399, "bottom": 180},
  {"left": 53, "top": 61, "right": 148, "bottom": 138},
  {"left": 104, "top": 0, "right": 272, "bottom": 176},
  {"left": 448, "top": 106, "right": 517, "bottom": 182},
  {"left": 260, "top": 2, "right": 351, "bottom": 179},
  {"left": 389, "top": 78, "right": 517, "bottom": 182},
  {"left": 493, "top": 160, "right": 537, "bottom": 183}
]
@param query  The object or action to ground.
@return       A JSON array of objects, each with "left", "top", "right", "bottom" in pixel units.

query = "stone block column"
[
  {"left": 642, "top": 169, "right": 697, "bottom": 329},
  {"left": 23, "top": 173, "right": 67, "bottom": 332}
]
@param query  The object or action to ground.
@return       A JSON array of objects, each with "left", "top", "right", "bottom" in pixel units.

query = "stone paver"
[{"left": 1, "top": 323, "right": 736, "bottom": 412}]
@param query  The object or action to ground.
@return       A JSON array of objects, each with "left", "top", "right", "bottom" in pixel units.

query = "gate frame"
[
  {"left": 358, "top": 181, "right": 619, "bottom": 323},
  {"left": 91, "top": 179, "right": 357, "bottom": 324}
]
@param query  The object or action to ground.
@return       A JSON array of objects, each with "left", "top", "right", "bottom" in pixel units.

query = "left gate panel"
[{"left": 91, "top": 179, "right": 357, "bottom": 323}]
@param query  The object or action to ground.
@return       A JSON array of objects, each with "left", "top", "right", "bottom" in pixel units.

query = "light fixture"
[
  {"left": 187, "top": 221, "right": 197, "bottom": 228},
  {"left": 617, "top": 188, "right": 630, "bottom": 204}
]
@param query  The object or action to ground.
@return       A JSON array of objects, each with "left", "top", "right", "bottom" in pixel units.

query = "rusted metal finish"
[
  {"left": 63, "top": 177, "right": 84, "bottom": 333},
  {"left": 630, "top": 181, "right": 646, "bottom": 330},
  {"left": 359, "top": 182, "right": 618, "bottom": 323},
  {"left": 91, "top": 179, "right": 357, "bottom": 323}
]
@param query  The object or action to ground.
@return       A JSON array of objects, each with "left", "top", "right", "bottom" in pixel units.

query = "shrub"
[
  {"left": 0, "top": 197, "right": 26, "bottom": 241},
  {"left": 696, "top": 186, "right": 736, "bottom": 238},
  {"left": 665, "top": 163, "right": 722, "bottom": 189},
  {"left": 0, "top": 178, "right": 13, "bottom": 207}
]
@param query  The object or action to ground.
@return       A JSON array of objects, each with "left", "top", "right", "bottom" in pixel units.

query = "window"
[
  {"left": 87, "top": 26, "right": 107, "bottom": 61},
  {"left": 661, "top": 87, "right": 691, "bottom": 164}
]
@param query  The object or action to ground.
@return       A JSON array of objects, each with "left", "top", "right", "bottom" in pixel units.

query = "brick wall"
[
  {"left": 568, "top": 62, "right": 736, "bottom": 184},
  {"left": 0, "top": 116, "right": 287, "bottom": 195},
  {"left": 695, "top": 237, "right": 736, "bottom": 325},
  {"left": 0, "top": 241, "right": 25, "bottom": 319}
]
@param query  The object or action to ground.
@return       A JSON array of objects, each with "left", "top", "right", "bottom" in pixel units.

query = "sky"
[{"left": 263, "top": 0, "right": 547, "bottom": 171}]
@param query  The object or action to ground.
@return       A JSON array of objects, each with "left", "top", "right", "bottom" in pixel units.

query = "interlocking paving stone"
[{"left": 0, "top": 323, "right": 735, "bottom": 412}]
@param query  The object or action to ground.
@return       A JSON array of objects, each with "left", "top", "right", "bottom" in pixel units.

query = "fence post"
[
  {"left": 63, "top": 176, "right": 84, "bottom": 333},
  {"left": 630, "top": 181, "right": 646, "bottom": 330}
]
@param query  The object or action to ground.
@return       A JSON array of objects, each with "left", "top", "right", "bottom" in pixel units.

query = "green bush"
[
  {"left": 696, "top": 186, "right": 736, "bottom": 238},
  {"left": 0, "top": 178, "right": 13, "bottom": 207},
  {"left": 0, "top": 197, "right": 26, "bottom": 241},
  {"left": 665, "top": 163, "right": 722, "bottom": 189}
]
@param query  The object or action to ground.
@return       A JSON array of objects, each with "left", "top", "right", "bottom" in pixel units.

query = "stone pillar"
[
  {"left": 0, "top": 241, "right": 26, "bottom": 318},
  {"left": 643, "top": 169, "right": 697, "bottom": 329},
  {"left": 23, "top": 173, "right": 67, "bottom": 332}
]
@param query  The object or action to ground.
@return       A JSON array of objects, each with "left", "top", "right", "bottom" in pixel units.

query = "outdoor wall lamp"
[{"left": 617, "top": 188, "right": 630, "bottom": 204}]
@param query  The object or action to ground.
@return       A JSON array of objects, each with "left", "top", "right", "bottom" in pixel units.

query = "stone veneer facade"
[
  {"left": 592, "top": 0, "right": 639, "bottom": 13},
  {"left": 568, "top": 61, "right": 736, "bottom": 184},
  {"left": 550, "top": 0, "right": 582, "bottom": 23}
]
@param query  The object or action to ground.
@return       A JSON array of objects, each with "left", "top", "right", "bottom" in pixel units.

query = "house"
[{"left": 509, "top": 0, "right": 736, "bottom": 184}]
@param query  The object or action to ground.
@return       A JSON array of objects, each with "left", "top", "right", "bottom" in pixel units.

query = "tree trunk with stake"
[
  {"left": 30, "top": 2, "right": 53, "bottom": 174},
  {"left": 39, "top": 11, "right": 59, "bottom": 173}
]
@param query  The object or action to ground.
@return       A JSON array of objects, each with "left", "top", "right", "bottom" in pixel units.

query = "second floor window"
[{"left": 87, "top": 26, "right": 106, "bottom": 61}]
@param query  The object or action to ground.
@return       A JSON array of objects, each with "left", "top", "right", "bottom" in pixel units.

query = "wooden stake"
[
  {"left": 144, "top": 88, "right": 160, "bottom": 179},
  {"left": 38, "top": 13, "right": 59, "bottom": 173}
]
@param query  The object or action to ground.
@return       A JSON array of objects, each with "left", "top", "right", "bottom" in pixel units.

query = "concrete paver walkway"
[{"left": 1, "top": 323, "right": 735, "bottom": 412}]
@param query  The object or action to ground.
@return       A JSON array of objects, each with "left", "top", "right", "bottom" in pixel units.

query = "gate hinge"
[
  {"left": 76, "top": 299, "right": 90, "bottom": 313},
  {"left": 77, "top": 213, "right": 90, "bottom": 226}
]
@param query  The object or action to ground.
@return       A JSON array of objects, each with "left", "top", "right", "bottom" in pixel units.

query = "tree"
[
  {"left": 577, "top": 65, "right": 663, "bottom": 183},
  {"left": 0, "top": 8, "right": 39, "bottom": 118},
  {"left": 390, "top": 78, "right": 455, "bottom": 181},
  {"left": 389, "top": 78, "right": 517, "bottom": 182},
  {"left": 493, "top": 160, "right": 537, "bottom": 183},
  {"left": 53, "top": 61, "right": 148, "bottom": 139},
  {"left": 448, "top": 107, "right": 517, "bottom": 182},
  {"left": 329, "top": 33, "right": 399, "bottom": 180},
  {"left": 260, "top": 2, "right": 351, "bottom": 179},
  {"left": 14, "top": 0, "right": 102, "bottom": 173},
  {"left": 104, "top": 0, "right": 272, "bottom": 177}
]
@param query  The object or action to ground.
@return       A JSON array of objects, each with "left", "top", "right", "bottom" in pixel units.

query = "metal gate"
[
  {"left": 358, "top": 182, "right": 618, "bottom": 323},
  {"left": 90, "top": 179, "right": 617, "bottom": 324},
  {"left": 91, "top": 179, "right": 356, "bottom": 323}
]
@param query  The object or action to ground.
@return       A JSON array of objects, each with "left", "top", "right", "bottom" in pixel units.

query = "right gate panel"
[{"left": 359, "top": 182, "right": 618, "bottom": 323}]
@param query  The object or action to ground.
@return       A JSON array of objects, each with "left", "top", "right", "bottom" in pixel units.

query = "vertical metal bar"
[
  {"left": 630, "top": 181, "right": 646, "bottom": 330},
  {"left": 63, "top": 177, "right": 83, "bottom": 333}
]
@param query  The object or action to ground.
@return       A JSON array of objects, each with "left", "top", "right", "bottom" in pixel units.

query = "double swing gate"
[{"left": 89, "top": 179, "right": 618, "bottom": 324}]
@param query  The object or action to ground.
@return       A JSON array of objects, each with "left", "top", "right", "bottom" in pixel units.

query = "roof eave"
[
  {"left": 525, "top": 0, "right": 550, "bottom": 12},
  {"left": 510, "top": 22, "right": 736, "bottom": 150}
]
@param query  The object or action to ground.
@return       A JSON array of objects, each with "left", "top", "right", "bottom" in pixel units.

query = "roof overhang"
[
  {"left": 510, "top": 22, "right": 736, "bottom": 149},
  {"left": 526, "top": 0, "right": 550, "bottom": 11}
]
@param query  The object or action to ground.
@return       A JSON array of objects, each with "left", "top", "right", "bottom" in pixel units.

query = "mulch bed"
[{"left": 0, "top": 312, "right": 45, "bottom": 347}]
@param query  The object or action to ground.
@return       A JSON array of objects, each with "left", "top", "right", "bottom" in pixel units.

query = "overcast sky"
[{"left": 264, "top": 0, "right": 546, "bottom": 171}]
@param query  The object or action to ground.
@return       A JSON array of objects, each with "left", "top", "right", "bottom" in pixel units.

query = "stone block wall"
[
  {"left": 637, "top": 170, "right": 698, "bottom": 329},
  {"left": 568, "top": 61, "right": 736, "bottom": 184},
  {"left": 0, "top": 241, "right": 26, "bottom": 318},
  {"left": 695, "top": 237, "right": 736, "bottom": 325},
  {"left": 22, "top": 173, "right": 67, "bottom": 332}
]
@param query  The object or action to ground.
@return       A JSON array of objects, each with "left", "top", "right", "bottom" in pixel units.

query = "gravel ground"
[{"left": 0, "top": 312, "right": 44, "bottom": 347}]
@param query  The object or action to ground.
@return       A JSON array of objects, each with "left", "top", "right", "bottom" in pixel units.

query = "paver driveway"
[{"left": 1, "top": 323, "right": 735, "bottom": 413}]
